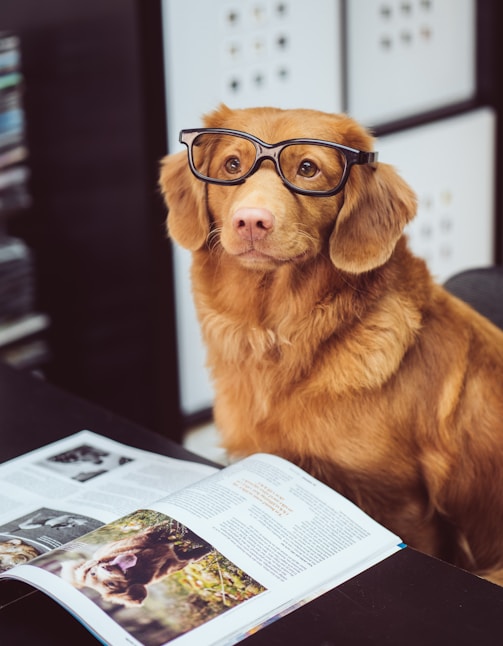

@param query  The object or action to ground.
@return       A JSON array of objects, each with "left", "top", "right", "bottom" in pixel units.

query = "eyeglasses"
[{"left": 179, "top": 128, "right": 378, "bottom": 197}]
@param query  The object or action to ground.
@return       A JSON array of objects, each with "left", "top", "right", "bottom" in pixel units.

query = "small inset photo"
[
  {"left": 0, "top": 535, "right": 42, "bottom": 573},
  {"left": 37, "top": 443, "right": 133, "bottom": 482},
  {"left": 0, "top": 507, "right": 103, "bottom": 572}
]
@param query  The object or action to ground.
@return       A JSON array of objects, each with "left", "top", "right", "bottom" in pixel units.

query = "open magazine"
[{"left": 0, "top": 430, "right": 404, "bottom": 646}]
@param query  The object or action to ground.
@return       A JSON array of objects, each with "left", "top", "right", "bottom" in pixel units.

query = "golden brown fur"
[{"left": 159, "top": 105, "right": 503, "bottom": 584}]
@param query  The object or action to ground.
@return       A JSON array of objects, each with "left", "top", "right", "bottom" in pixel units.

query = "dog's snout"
[{"left": 232, "top": 207, "right": 274, "bottom": 242}]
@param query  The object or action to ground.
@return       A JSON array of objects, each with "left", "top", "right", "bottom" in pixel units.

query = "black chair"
[{"left": 444, "top": 266, "right": 503, "bottom": 330}]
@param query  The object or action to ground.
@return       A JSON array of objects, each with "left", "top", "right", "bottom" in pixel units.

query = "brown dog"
[
  {"left": 61, "top": 522, "right": 212, "bottom": 606},
  {"left": 160, "top": 104, "right": 503, "bottom": 584}
]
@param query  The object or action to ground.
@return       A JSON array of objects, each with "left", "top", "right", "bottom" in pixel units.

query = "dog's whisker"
[
  {"left": 206, "top": 226, "right": 222, "bottom": 251},
  {"left": 294, "top": 225, "right": 317, "bottom": 246}
]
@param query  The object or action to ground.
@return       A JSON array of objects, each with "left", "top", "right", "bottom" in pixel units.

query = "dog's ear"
[
  {"left": 159, "top": 151, "right": 209, "bottom": 250},
  {"left": 329, "top": 162, "right": 417, "bottom": 273}
]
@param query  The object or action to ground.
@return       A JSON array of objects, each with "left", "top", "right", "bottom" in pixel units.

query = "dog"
[
  {"left": 159, "top": 104, "right": 503, "bottom": 585},
  {"left": 61, "top": 522, "right": 212, "bottom": 606},
  {"left": 0, "top": 538, "right": 39, "bottom": 572}
]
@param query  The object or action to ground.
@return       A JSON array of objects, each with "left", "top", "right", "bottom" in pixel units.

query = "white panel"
[
  {"left": 161, "top": 0, "right": 344, "bottom": 416},
  {"left": 162, "top": 0, "right": 343, "bottom": 152},
  {"left": 377, "top": 108, "right": 496, "bottom": 282},
  {"left": 346, "top": 0, "right": 476, "bottom": 127}
]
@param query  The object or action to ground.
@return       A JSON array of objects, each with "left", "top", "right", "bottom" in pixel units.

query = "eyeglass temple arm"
[{"left": 357, "top": 151, "right": 378, "bottom": 165}]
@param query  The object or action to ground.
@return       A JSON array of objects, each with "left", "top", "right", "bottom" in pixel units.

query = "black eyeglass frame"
[{"left": 179, "top": 127, "right": 378, "bottom": 197}]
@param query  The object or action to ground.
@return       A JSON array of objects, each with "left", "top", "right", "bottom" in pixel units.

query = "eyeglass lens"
[{"left": 191, "top": 132, "right": 347, "bottom": 193}]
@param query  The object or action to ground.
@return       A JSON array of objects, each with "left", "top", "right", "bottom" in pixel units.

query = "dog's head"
[
  {"left": 0, "top": 539, "right": 39, "bottom": 572},
  {"left": 159, "top": 104, "right": 417, "bottom": 274},
  {"left": 61, "top": 553, "right": 148, "bottom": 607}
]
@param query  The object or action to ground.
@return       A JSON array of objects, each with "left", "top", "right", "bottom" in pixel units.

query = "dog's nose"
[{"left": 232, "top": 207, "right": 274, "bottom": 241}]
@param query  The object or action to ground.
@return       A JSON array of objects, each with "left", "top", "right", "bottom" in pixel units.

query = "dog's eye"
[
  {"left": 298, "top": 159, "right": 319, "bottom": 178},
  {"left": 224, "top": 156, "right": 242, "bottom": 175}
]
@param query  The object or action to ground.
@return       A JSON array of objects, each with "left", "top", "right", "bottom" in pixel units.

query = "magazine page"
[
  {"left": 0, "top": 429, "right": 217, "bottom": 573},
  {"left": 2, "top": 453, "right": 403, "bottom": 646}
]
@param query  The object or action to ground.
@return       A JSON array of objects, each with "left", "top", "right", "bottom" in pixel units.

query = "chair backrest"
[{"left": 444, "top": 267, "right": 503, "bottom": 331}]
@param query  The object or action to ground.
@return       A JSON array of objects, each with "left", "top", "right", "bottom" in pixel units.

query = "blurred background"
[{"left": 0, "top": 0, "right": 501, "bottom": 450}]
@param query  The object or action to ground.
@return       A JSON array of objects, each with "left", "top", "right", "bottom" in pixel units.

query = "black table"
[{"left": 1, "top": 362, "right": 502, "bottom": 645}]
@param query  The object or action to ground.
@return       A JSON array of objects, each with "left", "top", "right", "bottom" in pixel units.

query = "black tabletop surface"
[{"left": 1, "top": 362, "right": 503, "bottom": 645}]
